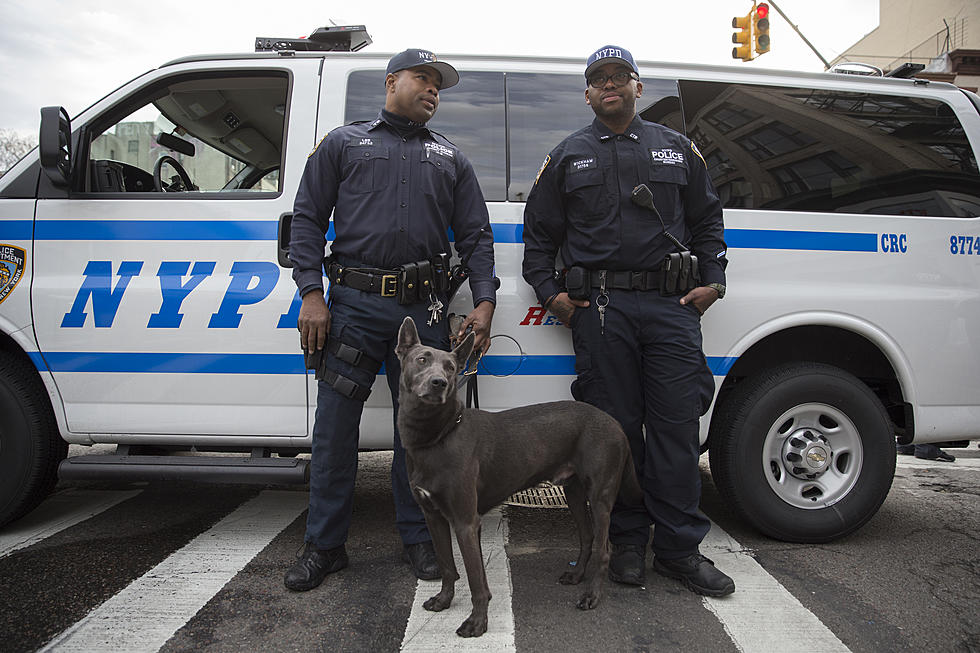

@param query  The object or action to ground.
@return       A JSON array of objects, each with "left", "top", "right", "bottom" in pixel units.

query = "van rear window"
[{"left": 680, "top": 80, "right": 980, "bottom": 217}]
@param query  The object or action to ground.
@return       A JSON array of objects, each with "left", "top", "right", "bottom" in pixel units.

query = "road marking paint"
[
  {"left": 701, "top": 522, "right": 852, "bottom": 653},
  {"left": 0, "top": 489, "right": 141, "bottom": 559},
  {"left": 40, "top": 490, "right": 307, "bottom": 653},
  {"left": 401, "top": 508, "right": 516, "bottom": 652}
]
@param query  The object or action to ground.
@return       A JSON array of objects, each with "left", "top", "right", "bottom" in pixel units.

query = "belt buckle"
[{"left": 381, "top": 274, "right": 398, "bottom": 297}]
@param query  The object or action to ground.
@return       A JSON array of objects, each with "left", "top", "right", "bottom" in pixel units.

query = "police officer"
[
  {"left": 286, "top": 49, "right": 496, "bottom": 591},
  {"left": 522, "top": 46, "right": 733, "bottom": 596}
]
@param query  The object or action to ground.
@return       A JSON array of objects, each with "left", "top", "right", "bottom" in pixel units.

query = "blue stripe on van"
[
  {"left": 0, "top": 220, "right": 34, "bottom": 239},
  {"left": 33, "top": 220, "right": 280, "bottom": 241},
  {"left": 29, "top": 351, "right": 736, "bottom": 376},
  {"left": 22, "top": 220, "right": 876, "bottom": 252},
  {"left": 725, "top": 228, "right": 877, "bottom": 252}
]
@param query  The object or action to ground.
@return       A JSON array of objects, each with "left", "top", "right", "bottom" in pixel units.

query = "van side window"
[
  {"left": 507, "top": 75, "right": 680, "bottom": 201},
  {"left": 345, "top": 70, "right": 506, "bottom": 200},
  {"left": 505, "top": 74, "right": 594, "bottom": 202},
  {"left": 679, "top": 80, "right": 980, "bottom": 216},
  {"left": 83, "top": 73, "right": 288, "bottom": 194},
  {"left": 346, "top": 71, "right": 679, "bottom": 203}
]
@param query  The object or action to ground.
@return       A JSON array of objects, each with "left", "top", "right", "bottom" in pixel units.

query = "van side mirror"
[{"left": 39, "top": 106, "right": 71, "bottom": 188}]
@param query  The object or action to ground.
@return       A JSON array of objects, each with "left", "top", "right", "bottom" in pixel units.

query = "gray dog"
[{"left": 395, "top": 316, "right": 642, "bottom": 638}]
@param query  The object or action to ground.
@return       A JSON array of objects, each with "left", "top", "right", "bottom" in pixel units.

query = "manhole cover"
[{"left": 504, "top": 483, "right": 567, "bottom": 508}]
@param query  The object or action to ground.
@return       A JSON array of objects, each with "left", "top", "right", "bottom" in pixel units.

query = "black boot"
[
  {"left": 402, "top": 541, "right": 440, "bottom": 580},
  {"left": 284, "top": 542, "right": 349, "bottom": 591},
  {"left": 608, "top": 543, "right": 646, "bottom": 585},
  {"left": 654, "top": 553, "right": 735, "bottom": 597}
]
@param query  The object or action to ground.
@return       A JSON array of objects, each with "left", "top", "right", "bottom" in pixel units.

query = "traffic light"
[
  {"left": 754, "top": 2, "right": 771, "bottom": 55},
  {"left": 732, "top": 12, "right": 753, "bottom": 62}
]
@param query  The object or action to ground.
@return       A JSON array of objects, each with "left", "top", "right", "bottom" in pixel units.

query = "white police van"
[{"left": 1, "top": 26, "right": 978, "bottom": 543}]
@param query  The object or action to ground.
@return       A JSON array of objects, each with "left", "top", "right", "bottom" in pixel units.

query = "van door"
[{"left": 32, "top": 59, "right": 321, "bottom": 439}]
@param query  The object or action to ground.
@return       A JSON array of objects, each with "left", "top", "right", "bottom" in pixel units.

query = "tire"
[
  {"left": 709, "top": 362, "right": 895, "bottom": 543},
  {"left": 0, "top": 351, "right": 67, "bottom": 528}
]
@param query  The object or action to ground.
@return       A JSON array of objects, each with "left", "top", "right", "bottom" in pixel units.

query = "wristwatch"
[{"left": 706, "top": 282, "right": 726, "bottom": 299}]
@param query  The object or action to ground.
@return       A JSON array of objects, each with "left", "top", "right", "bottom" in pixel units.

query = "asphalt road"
[{"left": 1, "top": 446, "right": 977, "bottom": 653}]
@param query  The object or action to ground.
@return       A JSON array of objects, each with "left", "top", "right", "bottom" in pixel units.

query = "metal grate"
[{"left": 504, "top": 483, "right": 567, "bottom": 508}]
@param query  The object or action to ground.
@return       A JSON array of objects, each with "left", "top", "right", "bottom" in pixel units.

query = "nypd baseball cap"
[
  {"left": 385, "top": 49, "right": 460, "bottom": 89},
  {"left": 585, "top": 45, "right": 639, "bottom": 79}
]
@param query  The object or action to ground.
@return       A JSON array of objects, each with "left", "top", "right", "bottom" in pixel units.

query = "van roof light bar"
[{"left": 255, "top": 25, "right": 372, "bottom": 53}]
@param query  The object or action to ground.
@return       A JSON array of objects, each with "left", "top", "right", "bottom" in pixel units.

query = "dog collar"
[{"left": 437, "top": 411, "right": 463, "bottom": 441}]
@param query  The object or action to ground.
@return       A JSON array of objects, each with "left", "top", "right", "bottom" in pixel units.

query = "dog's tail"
[{"left": 618, "top": 454, "right": 644, "bottom": 507}]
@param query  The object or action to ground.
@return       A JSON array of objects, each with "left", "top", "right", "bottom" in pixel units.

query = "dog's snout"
[{"left": 429, "top": 376, "right": 449, "bottom": 390}]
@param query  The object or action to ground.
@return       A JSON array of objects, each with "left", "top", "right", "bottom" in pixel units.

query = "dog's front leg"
[
  {"left": 421, "top": 509, "right": 458, "bottom": 612},
  {"left": 454, "top": 517, "right": 490, "bottom": 638}
]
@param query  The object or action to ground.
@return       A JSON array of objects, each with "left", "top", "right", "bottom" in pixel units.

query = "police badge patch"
[{"left": 0, "top": 244, "right": 26, "bottom": 305}]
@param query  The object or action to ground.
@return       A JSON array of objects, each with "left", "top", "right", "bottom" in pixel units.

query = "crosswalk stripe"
[
  {"left": 0, "top": 489, "right": 141, "bottom": 559},
  {"left": 401, "top": 508, "right": 516, "bottom": 652},
  {"left": 701, "top": 522, "right": 852, "bottom": 653},
  {"left": 40, "top": 490, "right": 307, "bottom": 653}
]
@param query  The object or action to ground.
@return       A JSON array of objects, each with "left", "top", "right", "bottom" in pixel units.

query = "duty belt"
[
  {"left": 587, "top": 269, "right": 660, "bottom": 291},
  {"left": 327, "top": 256, "right": 450, "bottom": 304}
]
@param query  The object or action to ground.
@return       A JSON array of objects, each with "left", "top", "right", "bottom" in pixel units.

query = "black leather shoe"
[
  {"left": 654, "top": 553, "right": 735, "bottom": 597},
  {"left": 402, "top": 541, "right": 440, "bottom": 580},
  {"left": 284, "top": 542, "right": 348, "bottom": 591},
  {"left": 608, "top": 543, "right": 646, "bottom": 585}
]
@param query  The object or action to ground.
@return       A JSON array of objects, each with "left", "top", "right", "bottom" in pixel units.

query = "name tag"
[
  {"left": 569, "top": 157, "right": 597, "bottom": 172},
  {"left": 350, "top": 137, "right": 375, "bottom": 146}
]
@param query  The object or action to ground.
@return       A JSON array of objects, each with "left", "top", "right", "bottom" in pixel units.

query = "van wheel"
[
  {"left": 0, "top": 351, "right": 66, "bottom": 528},
  {"left": 709, "top": 362, "right": 895, "bottom": 543}
]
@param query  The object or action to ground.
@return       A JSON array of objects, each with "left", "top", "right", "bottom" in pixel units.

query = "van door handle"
[{"left": 277, "top": 212, "right": 293, "bottom": 268}]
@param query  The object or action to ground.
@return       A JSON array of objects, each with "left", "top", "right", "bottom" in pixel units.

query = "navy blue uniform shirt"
[
  {"left": 522, "top": 115, "right": 727, "bottom": 304},
  {"left": 290, "top": 112, "right": 496, "bottom": 306}
]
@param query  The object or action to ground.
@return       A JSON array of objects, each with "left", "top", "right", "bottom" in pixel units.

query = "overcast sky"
[{"left": 0, "top": 0, "right": 879, "bottom": 135}]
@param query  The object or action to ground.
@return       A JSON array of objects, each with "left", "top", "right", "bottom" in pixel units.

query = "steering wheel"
[{"left": 153, "top": 155, "right": 195, "bottom": 192}]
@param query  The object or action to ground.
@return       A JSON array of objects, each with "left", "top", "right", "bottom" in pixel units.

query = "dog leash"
[{"left": 460, "top": 334, "right": 528, "bottom": 410}]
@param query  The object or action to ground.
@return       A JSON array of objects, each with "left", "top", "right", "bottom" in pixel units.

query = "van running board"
[{"left": 58, "top": 447, "right": 309, "bottom": 485}]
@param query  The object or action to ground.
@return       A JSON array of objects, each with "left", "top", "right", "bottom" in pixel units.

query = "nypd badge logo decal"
[{"left": 0, "top": 244, "right": 25, "bottom": 305}]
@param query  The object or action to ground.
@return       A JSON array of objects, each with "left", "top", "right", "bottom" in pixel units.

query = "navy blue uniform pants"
[
  {"left": 305, "top": 282, "right": 450, "bottom": 551},
  {"left": 569, "top": 289, "right": 715, "bottom": 559}
]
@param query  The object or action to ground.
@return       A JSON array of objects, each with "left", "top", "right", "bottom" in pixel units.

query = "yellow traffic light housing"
[
  {"left": 732, "top": 13, "right": 753, "bottom": 62},
  {"left": 754, "top": 3, "right": 771, "bottom": 55}
]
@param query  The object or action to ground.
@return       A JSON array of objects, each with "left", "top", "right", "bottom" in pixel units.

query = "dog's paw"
[
  {"left": 576, "top": 592, "right": 600, "bottom": 610},
  {"left": 559, "top": 570, "right": 582, "bottom": 585},
  {"left": 456, "top": 614, "right": 488, "bottom": 638},
  {"left": 423, "top": 593, "right": 452, "bottom": 612}
]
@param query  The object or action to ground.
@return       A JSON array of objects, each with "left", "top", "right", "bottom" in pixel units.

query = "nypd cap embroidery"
[{"left": 0, "top": 244, "right": 25, "bottom": 305}]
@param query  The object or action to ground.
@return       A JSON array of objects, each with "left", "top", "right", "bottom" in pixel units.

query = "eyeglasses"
[{"left": 587, "top": 71, "right": 639, "bottom": 89}]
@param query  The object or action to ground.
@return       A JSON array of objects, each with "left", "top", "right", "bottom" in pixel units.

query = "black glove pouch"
[
  {"left": 661, "top": 251, "right": 700, "bottom": 296},
  {"left": 398, "top": 262, "right": 420, "bottom": 305},
  {"left": 565, "top": 266, "right": 590, "bottom": 300}
]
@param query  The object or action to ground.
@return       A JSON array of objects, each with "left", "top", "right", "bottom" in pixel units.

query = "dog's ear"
[
  {"left": 396, "top": 316, "right": 420, "bottom": 357},
  {"left": 453, "top": 331, "right": 476, "bottom": 371}
]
